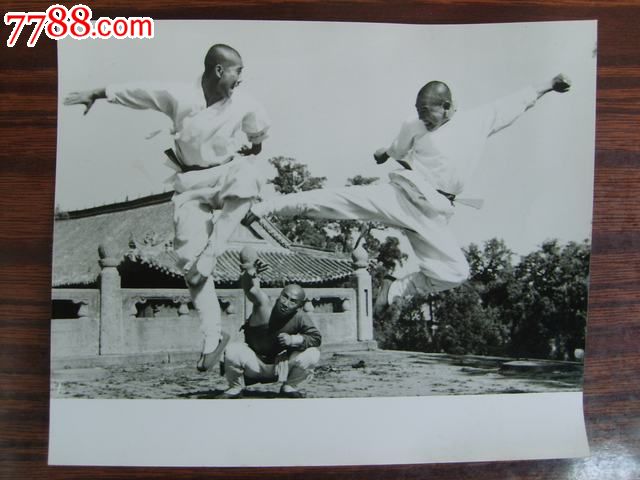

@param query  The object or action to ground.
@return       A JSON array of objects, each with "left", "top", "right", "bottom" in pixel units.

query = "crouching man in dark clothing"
[{"left": 219, "top": 247, "right": 322, "bottom": 399}]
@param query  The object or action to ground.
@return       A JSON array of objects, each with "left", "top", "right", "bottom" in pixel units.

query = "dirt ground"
[{"left": 51, "top": 349, "right": 583, "bottom": 399}]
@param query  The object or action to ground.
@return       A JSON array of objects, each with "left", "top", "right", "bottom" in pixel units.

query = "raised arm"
[
  {"left": 63, "top": 88, "right": 107, "bottom": 115},
  {"left": 239, "top": 269, "right": 270, "bottom": 307},
  {"left": 64, "top": 83, "right": 179, "bottom": 119},
  {"left": 238, "top": 246, "right": 270, "bottom": 307},
  {"left": 485, "top": 73, "right": 572, "bottom": 137}
]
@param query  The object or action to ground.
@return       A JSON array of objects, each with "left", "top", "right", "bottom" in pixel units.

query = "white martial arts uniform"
[
  {"left": 252, "top": 87, "right": 538, "bottom": 300},
  {"left": 106, "top": 82, "right": 270, "bottom": 352}
]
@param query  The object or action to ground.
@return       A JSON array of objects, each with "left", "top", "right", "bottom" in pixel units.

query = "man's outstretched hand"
[
  {"left": 551, "top": 74, "right": 571, "bottom": 93},
  {"left": 239, "top": 246, "right": 270, "bottom": 277},
  {"left": 240, "top": 258, "right": 270, "bottom": 276},
  {"left": 63, "top": 89, "right": 104, "bottom": 115},
  {"left": 536, "top": 74, "right": 571, "bottom": 100},
  {"left": 254, "top": 259, "right": 270, "bottom": 275}
]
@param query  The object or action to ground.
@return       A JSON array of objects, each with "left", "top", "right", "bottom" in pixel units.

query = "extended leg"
[
  {"left": 173, "top": 198, "right": 225, "bottom": 369},
  {"left": 386, "top": 210, "right": 469, "bottom": 302},
  {"left": 249, "top": 183, "right": 469, "bottom": 301},
  {"left": 194, "top": 197, "right": 252, "bottom": 278},
  {"left": 251, "top": 184, "right": 417, "bottom": 227}
]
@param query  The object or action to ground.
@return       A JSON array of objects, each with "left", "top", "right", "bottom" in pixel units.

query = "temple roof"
[{"left": 53, "top": 192, "right": 353, "bottom": 287}]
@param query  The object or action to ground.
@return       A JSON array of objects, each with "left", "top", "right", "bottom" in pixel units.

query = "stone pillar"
[
  {"left": 98, "top": 244, "right": 123, "bottom": 355},
  {"left": 352, "top": 245, "right": 373, "bottom": 342}
]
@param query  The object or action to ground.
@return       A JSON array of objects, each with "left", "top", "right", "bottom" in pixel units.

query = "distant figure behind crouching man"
[{"left": 219, "top": 247, "right": 321, "bottom": 399}]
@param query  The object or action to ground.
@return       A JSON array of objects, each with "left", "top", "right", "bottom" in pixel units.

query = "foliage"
[
  {"left": 268, "top": 156, "right": 327, "bottom": 194},
  {"left": 266, "top": 157, "right": 330, "bottom": 248},
  {"left": 377, "top": 238, "right": 590, "bottom": 361},
  {"left": 374, "top": 293, "right": 432, "bottom": 351},
  {"left": 508, "top": 240, "right": 590, "bottom": 360}
]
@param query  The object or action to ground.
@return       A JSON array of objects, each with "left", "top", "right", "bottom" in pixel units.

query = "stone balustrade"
[{"left": 51, "top": 246, "right": 375, "bottom": 361}]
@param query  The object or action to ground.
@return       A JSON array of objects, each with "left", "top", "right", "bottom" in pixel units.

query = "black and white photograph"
[{"left": 49, "top": 19, "right": 596, "bottom": 466}]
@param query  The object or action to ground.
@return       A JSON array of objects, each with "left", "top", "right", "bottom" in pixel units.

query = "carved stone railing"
[
  {"left": 51, "top": 289, "right": 100, "bottom": 357},
  {"left": 119, "top": 288, "right": 245, "bottom": 354},
  {"left": 51, "top": 243, "right": 375, "bottom": 360}
]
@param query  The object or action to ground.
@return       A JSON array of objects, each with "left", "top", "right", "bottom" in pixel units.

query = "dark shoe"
[
  {"left": 278, "top": 387, "right": 306, "bottom": 399},
  {"left": 217, "top": 389, "right": 244, "bottom": 399},
  {"left": 241, "top": 210, "right": 260, "bottom": 227},
  {"left": 197, "top": 332, "right": 230, "bottom": 372}
]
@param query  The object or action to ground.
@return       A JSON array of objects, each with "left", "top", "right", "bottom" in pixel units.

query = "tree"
[
  {"left": 431, "top": 285, "right": 507, "bottom": 356},
  {"left": 266, "top": 157, "right": 330, "bottom": 248},
  {"left": 466, "top": 238, "right": 515, "bottom": 308},
  {"left": 373, "top": 237, "right": 590, "bottom": 360},
  {"left": 374, "top": 292, "right": 432, "bottom": 352},
  {"left": 268, "top": 156, "right": 327, "bottom": 194},
  {"left": 509, "top": 239, "right": 590, "bottom": 360},
  {"left": 463, "top": 239, "right": 516, "bottom": 352},
  {"left": 378, "top": 239, "right": 514, "bottom": 356}
]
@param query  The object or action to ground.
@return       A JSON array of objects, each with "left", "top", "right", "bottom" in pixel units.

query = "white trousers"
[
  {"left": 253, "top": 183, "right": 469, "bottom": 295},
  {"left": 224, "top": 342, "right": 321, "bottom": 389},
  {"left": 172, "top": 196, "right": 252, "bottom": 353}
]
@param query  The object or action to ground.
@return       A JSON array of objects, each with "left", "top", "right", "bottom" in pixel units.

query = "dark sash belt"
[{"left": 164, "top": 148, "right": 214, "bottom": 173}]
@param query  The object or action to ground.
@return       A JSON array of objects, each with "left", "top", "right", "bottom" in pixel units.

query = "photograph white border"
[{"left": 50, "top": 393, "right": 589, "bottom": 466}]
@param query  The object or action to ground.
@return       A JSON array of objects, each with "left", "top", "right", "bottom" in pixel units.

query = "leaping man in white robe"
[
  {"left": 243, "top": 74, "right": 571, "bottom": 304},
  {"left": 65, "top": 44, "right": 271, "bottom": 371}
]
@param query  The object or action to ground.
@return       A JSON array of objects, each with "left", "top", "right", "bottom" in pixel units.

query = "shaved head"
[
  {"left": 415, "top": 81, "right": 454, "bottom": 131},
  {"left": 201, "top": 44, "right": 244, "bottom": 104},
  {"left": 416, "top": 81, "right": 452, "bottom": 104},
  {"left": 274, "top": 283, "right": 307, "bottom": 317},
  {"left": 282, "top": 284, "right": 306, "bottom": 304},
  {"left": 203, "top": 44, "right": 242, "bottom": 77}
]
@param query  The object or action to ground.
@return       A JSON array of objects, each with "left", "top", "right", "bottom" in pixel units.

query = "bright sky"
[{"left": 57, "top": 20, "right": 597, "bottom": 257}]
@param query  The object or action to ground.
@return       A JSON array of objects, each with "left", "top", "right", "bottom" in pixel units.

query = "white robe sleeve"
[
  {"left": 484, "top": 87, "right": 539, "bottom": 137},
  {"left": 105, "top": 83, "right": 179, "bottom": 120},
  {"left": 386, "top": 119, "right": 422, "bottom": 163}
]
